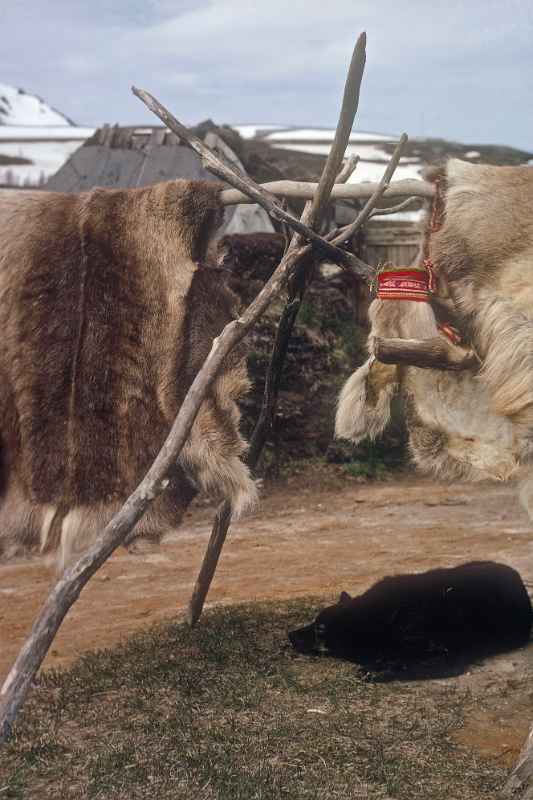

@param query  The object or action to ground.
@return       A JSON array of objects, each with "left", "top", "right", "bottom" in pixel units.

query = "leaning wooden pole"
[
  {"left": 0, "top": 240, "right": 320, "bottom": 744},
  {"left": 186, "top": 34, "right": 368, "bottom": 625},
  {"left": 187, "top": 129, "right": 411, "bottom": 626},
  {"left": 131, "top": 91, "right": 371, "bottom": 280},
  {"left": 0, "top": 34, "right": 370, "bottom": 744},
  {"left": 502, "top": 731, "right": 533, "bottom": 798}
]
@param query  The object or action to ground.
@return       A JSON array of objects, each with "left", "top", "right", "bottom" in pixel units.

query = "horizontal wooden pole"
[{"left": 220, "top": 178, "right": 434, "bottom": 206}]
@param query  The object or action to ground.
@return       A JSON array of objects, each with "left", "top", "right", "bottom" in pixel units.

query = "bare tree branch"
[
  {"left": 373, "top": 336, "right": 480, "bottom": 371},
  {"left": 186, "top": 36, "right": 366, "bottom": 627},
  {"left": 295, "top": 33, "right": 366, "bottom": 233},
  {"left": 502, "top": 730, "right": 533, "bottom": 799},
  {"left": 0, "top": 241, "right": 308, "bottom": 743},
  {"left": 336, "top": 155, "right": 360, "bottom": 183},
  {"left": 132, "top": 86, "right": 372, "bottom": 281},
  {"left": 369, "top": 196, "right": 419, "bottom": 217},
  {"left": 186, "top": 501, "right": 233, "bottom": 626},
  {"left": 219, "top": 178, "right": 435, "bottom": 206},
  {"left": 328, "top": 133, "right": 408, "bottom": 245}
]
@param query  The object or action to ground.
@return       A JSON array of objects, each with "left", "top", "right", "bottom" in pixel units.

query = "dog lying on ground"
[{"left": 289, "top": 562, "right": 532, "bottom": 676}]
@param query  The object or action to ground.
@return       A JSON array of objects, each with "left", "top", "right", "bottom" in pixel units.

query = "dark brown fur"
[{"left": 0, "top": 180, "right": 255, "bottom": 564}]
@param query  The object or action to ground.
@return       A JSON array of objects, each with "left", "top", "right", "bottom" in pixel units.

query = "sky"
[{"left": 2, "top": 0, "right": 532, "bottom": 150}]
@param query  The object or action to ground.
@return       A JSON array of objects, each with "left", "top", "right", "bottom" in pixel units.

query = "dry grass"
[{"left": 1, "top": 598, "right": 507, "bottom": 799}]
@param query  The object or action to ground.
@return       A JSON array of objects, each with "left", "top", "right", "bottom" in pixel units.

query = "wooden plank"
[{"left": 136, "top": 145, "right": 212, "bottom": 186}]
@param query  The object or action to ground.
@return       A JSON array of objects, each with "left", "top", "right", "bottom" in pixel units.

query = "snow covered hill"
[
  {"left": 0, "top": 83, "right": 94, "bottom": 186},
  {"left": 0, "top": 83, "right": 73, "bottom": 126}
]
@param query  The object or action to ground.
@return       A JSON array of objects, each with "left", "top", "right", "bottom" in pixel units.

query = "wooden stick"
[
  {"left": 0, "top": 242, "right": 310, "bottom": 743},
  {"left": 251, "top": 154, "right": 360, "bottom": 466},
  {"left": 297, "top": 33, "right": 366, "bottom": 232},
  {"left": 186, "top": 294, "right": 303, "bottom": 628},
  {"left": 219, "top": 178, "right": 435, "bottom": 206},
  {"left": 502, "top": 731, "right": 533, "bottom": 799},
  {"left": 370, "top": 196, "right": 419, "bottom": 217},
  {"left": 328, "top": 133, "right": 407, "bottom": 245},
  {"left": 188, "top": 158, "right": 362, "bottom": 629},
  {"left": 132, "top": 87, "right": 372, "bottom": 280},
  {"left": 186, "top": 36, "right": 367, "bottom": 627},
  {"left": 336, "top": 155, "right": 360, "bottom": 183},
  {"left": 186, "top": 500, "right": 233, "bottom": 626},
  {"left": 373, "top": 336, "right": 479, "bottom": 371}
]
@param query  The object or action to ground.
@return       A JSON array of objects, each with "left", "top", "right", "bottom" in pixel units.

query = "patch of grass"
[
  {"left": 344, "top": 459, "right": 389, "bottom": 480},
  {"left": 1, "top": 599, "right": 507, "bottom": 800},
  {"left": 340, "top": 439, "right": 406, "bottom": 480}
]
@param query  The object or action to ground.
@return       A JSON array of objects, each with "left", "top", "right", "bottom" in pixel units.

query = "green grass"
[
  {"left": 340, "top": 438, "right": 406, "bottom": 480},
  {"left": 343, "top": 460, "right": 389, "bottom": 480},
  {"left": 1, "top": 599, "right": 506, "bottom": 800}
]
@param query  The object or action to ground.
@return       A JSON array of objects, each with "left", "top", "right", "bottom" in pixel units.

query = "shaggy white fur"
[
  {"left": 336, "top": 277, "right": 520, "bottom": 482},
  {"left": 335, "top": 357, "right": 399, "bottom": 444}
]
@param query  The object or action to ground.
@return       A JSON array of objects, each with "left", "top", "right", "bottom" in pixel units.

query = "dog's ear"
[{"left": 339, "top": 591, "right": 352, "bottom": 606}]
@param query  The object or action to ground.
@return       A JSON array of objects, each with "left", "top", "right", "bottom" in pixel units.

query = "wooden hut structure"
[{"left": 45, "top": 124, "right": 275, "bottom": 237}]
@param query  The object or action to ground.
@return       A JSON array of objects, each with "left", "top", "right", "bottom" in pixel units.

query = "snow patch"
[
  {"left": 232, "top": 123, "right": 287, "bottom": 139},
  {"left": 0, "top": 83, "right": 92, "bottom": 185},
  {"left": 0, "top": 139, "right": 85, "bottom": 186},
  {"left": 265, "top": 127, "right": 396, "bottom": 143},
  {"left": 0, "top": 82, "right": 73, "bottom": 126},
  {"left": 0, "top": 126, "right": 93, "bottom": 141}
]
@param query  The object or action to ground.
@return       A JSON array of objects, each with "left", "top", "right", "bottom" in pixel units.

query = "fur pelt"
[
  {"left": 428, "top": 159, "right": 533, "bottom": 435},
  {"left": 336, "top": 159, "right": 533, "bottom": 483},
  {"left": 336, "top": 293, "right": 519, "bottom": 481},
  {"left": 0, "top": 180, "right": 256, "bottom": 566}
]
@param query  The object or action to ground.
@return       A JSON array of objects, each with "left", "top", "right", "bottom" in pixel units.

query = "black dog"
[{"left": 289, "top": 562, "right": 532, "bottom": 676}]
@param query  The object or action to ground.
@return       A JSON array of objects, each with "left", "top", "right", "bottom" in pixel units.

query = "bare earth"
[{"left": 1, "top": 466, "right": 533, "bottom": 768}]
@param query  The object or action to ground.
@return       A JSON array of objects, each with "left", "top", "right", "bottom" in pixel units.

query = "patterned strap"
[{"left": 377, "top": 268, "right": 432, "bottom": 302}]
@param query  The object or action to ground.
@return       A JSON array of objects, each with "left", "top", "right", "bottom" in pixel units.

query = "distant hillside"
[
  {"left": 222, "top": 123, "right": 532, "bottom": 222},
  {"left": 231, "top": 123, "right": 533, "bottom": 185},
  {"left": 0, "top": 83, "right": 74, "bottom": 126}
]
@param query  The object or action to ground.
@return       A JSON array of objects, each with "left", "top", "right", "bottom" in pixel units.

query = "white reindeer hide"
[{"left": 336, "top": 272, "right": 520, "bottom": 482}]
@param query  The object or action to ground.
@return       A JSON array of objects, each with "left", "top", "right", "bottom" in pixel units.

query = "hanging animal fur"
[
  {"left": 335, "top": 262, "right": 520, "bottom": 482},
  {"left": 0, "top": 180, "right": 257, "bottom": 567}
]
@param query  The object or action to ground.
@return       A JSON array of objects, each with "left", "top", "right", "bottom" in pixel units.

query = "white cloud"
[{"left": 1, "top": 0, "right": 532, "bottom": 149}]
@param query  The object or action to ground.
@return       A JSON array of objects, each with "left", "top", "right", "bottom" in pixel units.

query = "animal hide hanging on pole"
[
  {"left": 0, "top": 180, "right": 257, "bottom": 567},
  {"left": 335, "top": 260, "right": 520, "bottom": 483}
]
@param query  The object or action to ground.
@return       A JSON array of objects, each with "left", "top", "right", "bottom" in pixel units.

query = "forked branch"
[
  {"left": 329, "top": 133, "right": 408, "bottom": 245},
  {"left": 132, "top": 81, "right": 372, "bottom": 281}
]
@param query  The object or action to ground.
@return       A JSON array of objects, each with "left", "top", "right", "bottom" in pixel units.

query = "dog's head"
[{"left": 288, "top": 592, "right": 355, "bottom": 655}]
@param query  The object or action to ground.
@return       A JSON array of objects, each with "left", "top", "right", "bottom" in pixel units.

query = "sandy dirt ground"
[{"left": 1, "top": 467, "right": 533, "bottom": 767}]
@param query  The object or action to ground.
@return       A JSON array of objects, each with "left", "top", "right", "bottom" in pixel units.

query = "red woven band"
[
  {"left": 438, "top": 323, "right": 462, "bottom": 344},
  {"left": 377, "top": 269, "right": 431, "bottom": 302}
]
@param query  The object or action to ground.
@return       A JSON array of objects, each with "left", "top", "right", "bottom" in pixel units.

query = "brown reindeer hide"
[{"left": 0, "top": 180, "right": 256, "bottom": 566}]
